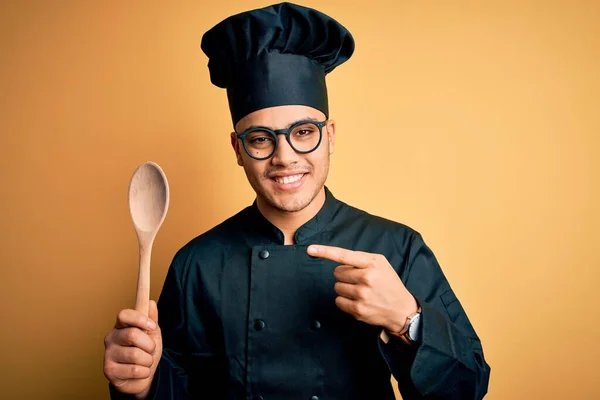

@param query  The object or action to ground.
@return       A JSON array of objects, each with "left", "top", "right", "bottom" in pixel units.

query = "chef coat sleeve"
[
  {"left": 109, "top": 251, "right": 219, "bottom": 399},
  {"left": 378, "top": 231, "right": 491, "bottom": 399}
]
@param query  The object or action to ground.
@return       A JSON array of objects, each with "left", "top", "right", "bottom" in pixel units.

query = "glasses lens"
[
  {"left": 244, "top": 130, "right": 276, "bottom": 159},
  {"left": 289, "top": 122, "right": 321, "bottom": 153}
]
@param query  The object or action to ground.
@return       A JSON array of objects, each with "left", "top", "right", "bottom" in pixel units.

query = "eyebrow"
[{"left": 243, "top": 116, "right": 320, "bottom": 131}]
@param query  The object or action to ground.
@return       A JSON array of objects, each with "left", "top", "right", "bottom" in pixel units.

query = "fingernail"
[
  {"left": 307, "top": 246, "right": 318, "bottom": 255},
  {"left": 147, "top": 319, "right": 156, "bottom": 330}
]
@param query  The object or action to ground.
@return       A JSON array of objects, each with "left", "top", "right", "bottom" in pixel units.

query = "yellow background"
[{"left": 1, "top": 1, "right": 598, "bottom": 399}]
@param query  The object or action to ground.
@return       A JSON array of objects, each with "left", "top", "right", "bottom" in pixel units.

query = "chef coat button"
[
  {"left": 254, "top": 319, "right": 266, "bottom": 331},
  {"left": 310, "top": 396, "right": 319, "bottom": 400},
  {"left": 311, "top": 320, "right": 321, "bottom": 330},
  {"left": 259, "top": 250, "right": 270, "bottom": 259}
]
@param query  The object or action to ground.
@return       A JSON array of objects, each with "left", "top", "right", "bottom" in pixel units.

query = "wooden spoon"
[{"left": 128, "top": 161, "right": 170, "bottom": 316}]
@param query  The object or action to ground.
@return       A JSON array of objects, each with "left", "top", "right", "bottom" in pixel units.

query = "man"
[{"left": 103, "top": 2, "right": 491, "bottom": 399}]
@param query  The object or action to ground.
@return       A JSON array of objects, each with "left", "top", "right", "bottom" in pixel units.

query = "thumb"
[{"left": 148, "top": 300, "right": 159, "bottom": 325}]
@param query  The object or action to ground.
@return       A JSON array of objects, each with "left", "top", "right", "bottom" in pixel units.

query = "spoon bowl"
[{"left": 128, "top": 161, "right": 170, "bottom": 316}]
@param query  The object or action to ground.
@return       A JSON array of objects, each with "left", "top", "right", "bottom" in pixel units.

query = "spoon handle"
[{"left": 135, "top": 244, "right": 152, "bottom": 316}]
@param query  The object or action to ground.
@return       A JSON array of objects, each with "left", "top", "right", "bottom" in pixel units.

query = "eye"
[
  {"left": 291, "top": 123, "right": 318, "bottom": 139},
  {"left": 246, "top": 131, "right": 275, "bottom": 147},
  {"left": 250, "top": 136, "right": 272, "bottom": 144},
  {"left": 296, "top": 129, "right": 312, "bottom": 136}
]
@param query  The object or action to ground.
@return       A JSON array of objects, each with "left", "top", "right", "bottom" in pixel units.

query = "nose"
[{"left": 270, "top": 134, "right": 299, "bottom": 166}]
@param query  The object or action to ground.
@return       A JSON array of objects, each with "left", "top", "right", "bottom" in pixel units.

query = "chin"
[
  {"left": 258, "top": 181, "right": 321, "bottom": 214},
  {"left": 246, "top": 165, "right": 327, "bottom": 214},
  {"left": 270, "top": 195, "right": 313, "bottom": 213}
]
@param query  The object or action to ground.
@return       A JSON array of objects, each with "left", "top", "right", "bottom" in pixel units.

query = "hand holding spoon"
[{"left": 127, "top": 161, "right": 170, "bottom": 316}]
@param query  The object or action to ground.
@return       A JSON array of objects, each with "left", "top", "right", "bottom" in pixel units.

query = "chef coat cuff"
[
  {"left": 378, "top": 297, "right": 477, "bottom": 396},
  {"left": 377, "top": 308, "right": 420, "bottom": 369},
  {"left": 411, "top": 298, "right": 480, "bottom": 396}
]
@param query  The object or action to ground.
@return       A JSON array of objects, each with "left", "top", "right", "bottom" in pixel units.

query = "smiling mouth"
[{"left": 271, "top": 173, "right": 306, "bottom": 184}]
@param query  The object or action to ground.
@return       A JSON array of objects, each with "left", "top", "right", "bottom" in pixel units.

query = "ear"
[
  {"left": 230, "top": 132, "right": 244, "bottom": 166},
  {"left": 325, "top": 119, "right": 336, "bottom": 154}
]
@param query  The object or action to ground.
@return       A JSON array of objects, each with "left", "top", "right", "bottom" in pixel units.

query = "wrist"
[
  {"left": 385, "top": 296, "right": 419, "bottom": 334},
  {"left": 384, "top": 297, "right": 422, "bottom": 345},
  {"left": 386, "top": 315, "right": 406, "bottom": 334}
]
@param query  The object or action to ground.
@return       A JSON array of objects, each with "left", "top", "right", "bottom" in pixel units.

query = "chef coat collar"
[{"left": 248, "top": 186, "right": 340, "bottom": 245}]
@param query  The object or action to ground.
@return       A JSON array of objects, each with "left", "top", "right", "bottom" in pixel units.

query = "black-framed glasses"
[{"left": 235, "top": 120, "right": 327, "bottom": 160}]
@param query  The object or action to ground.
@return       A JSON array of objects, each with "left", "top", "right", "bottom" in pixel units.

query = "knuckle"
[
  {"left": 130, "top": 365, "right": 140, "bottom": 377},
  {"left": 138, "top": 315, "right": 149, "bottom": 329},
  {"left": 124, "top": 328, "right": 137, "bottom": 344},
  {"left": 362, "top": 270, "right": 375, "bottom": 286},
  {"left": 141, "top": 353, "right": 154, "bottom": 367},
  {"left": 368, "top": 257, "right": 378, "bottom": 268},
  {"left": 117, "top": 309, "right": 128, "bottom": 323},
  {"left": 353, "top": 302, "right": 365, "bottom": 316},
  {"left": 148, "top": 340, "right": 156, "bottom": 354},
  {"left": 103, "top": 333, "right": 112, "bottom": 348},
  {"left": 130, "top": 365, "right": 150, "bottom": 379},
  {"left": 103, "top": 362, "right": 117, "bottom": 379},
  {"left": 356, "top": 287, "right": 368, "bottom": 300},
  {"left": 126, "top": 347, "right": 138, "bottom": 363}
]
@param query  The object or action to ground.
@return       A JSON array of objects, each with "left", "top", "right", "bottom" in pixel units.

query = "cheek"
[
  {"left": 306, "top": 147, "right": 330, "bottom": 171},
  {"left": 240, "top": 158, "right": 266, "bottom": 180}
]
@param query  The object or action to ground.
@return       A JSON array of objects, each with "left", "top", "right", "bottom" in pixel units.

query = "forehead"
[{"left": 235, "top": 105, "right": 326, "bottom": 132}]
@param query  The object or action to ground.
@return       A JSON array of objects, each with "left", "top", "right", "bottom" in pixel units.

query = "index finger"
[{"left": 307, "top": 245, "right": 372, "bottom": 268}]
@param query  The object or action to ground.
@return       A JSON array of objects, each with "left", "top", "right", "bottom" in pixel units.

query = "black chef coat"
[{"left": 110, "top": 187, "right": 490, "bottom": 399}]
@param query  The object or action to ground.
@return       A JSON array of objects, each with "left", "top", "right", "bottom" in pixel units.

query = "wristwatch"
[{"left": 388, "top": 307, "right": 422, "bottom": 345}]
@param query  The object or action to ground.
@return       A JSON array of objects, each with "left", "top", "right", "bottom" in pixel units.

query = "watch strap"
[{"left": 387, "top": 306, "right": 422, "bottom": 344}]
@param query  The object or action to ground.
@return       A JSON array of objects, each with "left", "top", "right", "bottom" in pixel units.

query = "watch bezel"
[{"left": 407, "top": 312, "right": 421, "bottom": 342}]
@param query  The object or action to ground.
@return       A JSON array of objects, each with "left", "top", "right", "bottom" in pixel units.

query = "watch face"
[{"left": 408, "top": 313, "right": 421, "bottom": 342}]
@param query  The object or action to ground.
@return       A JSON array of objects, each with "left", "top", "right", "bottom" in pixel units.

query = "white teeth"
[{"left": 274, "top": 174, "right": 304, "bottom": 184}]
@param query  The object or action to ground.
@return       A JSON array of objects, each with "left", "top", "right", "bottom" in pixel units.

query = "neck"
[{"left": 256, "top": 187, "right": 326, "bottom": 245}]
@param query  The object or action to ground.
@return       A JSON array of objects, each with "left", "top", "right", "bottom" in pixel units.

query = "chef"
[{"left": 104, "top": 2, "right": 491, "bottom": 399}]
